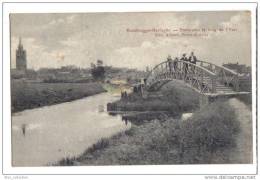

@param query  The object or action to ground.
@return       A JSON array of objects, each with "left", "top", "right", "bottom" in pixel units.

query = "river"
[{"left": 12, "top": 93, "right": 130, "bottom": 166}]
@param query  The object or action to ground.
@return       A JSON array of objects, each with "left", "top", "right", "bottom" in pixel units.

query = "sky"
[{"left": 10, "top": 11, "right": 251, "bottom": 70}]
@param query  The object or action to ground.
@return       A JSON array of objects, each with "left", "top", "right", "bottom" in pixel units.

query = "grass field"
[{"left": 11, "top": 80, "right": 106, "bottom": 113}]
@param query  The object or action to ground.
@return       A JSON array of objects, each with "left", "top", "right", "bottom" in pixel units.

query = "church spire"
[
  {"left": 18, "top": 37, "right": 23, "bottom": 49},
  {"left": 16, "top": 37, "right": 27, "bottom": 70}
]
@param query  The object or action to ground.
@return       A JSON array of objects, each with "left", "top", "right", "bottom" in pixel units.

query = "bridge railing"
[
  {"left": 146, "top": 60, "right": 218, "bottom": 93},
  {"left": 197, "top": 60, "right": 240, "bottom": 91}
]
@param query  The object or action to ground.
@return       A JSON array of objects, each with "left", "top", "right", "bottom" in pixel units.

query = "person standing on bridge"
[
  {"left": 189, "top": 52, "right": 197, "bottom": 64},
  {"left": 189, "top": 52, "right": 197, "bottom": 73},
  {"left": 181, "top": 53, "right": 189, "bottom": 78},
  {"left": 173, "top": 57, "right": 179, "bottom": 71},
  {"left": 167, "top": 55, "right": 173, "bottom": 75}
]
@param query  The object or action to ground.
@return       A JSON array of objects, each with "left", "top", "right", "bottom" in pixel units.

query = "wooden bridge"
[{"left": 145, "top": 59, "right": 250, "bottom": 97}]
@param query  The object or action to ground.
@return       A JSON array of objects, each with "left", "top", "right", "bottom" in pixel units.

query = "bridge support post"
[
  {"left": 199, "top": 95, "right": 209, "bottom": 109},
  {"left": 212, "top": 76, "right": 217, "bottom": 93},
  {"left": 235, "top": 74, "right": 239, "bottom": 92},
  {"left": 140, "top": 84, "right": 144, "bottom": 97}
]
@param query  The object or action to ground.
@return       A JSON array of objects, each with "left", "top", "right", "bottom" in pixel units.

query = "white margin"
[{"left": 1, "top": 2, "right": 258, "bottom": 176}]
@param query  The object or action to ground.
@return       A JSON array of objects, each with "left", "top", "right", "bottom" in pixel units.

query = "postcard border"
[{"left": 1, "top": 1, "right": 258, "bottom": 176}]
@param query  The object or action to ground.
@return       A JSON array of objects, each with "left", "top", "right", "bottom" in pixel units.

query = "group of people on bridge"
[{"left": 167, "top": 52, "right": 198, "bottom": 75}]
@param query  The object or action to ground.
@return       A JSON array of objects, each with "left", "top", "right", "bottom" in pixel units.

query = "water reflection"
[
  {"left": 109, "top": 111, "right": 173, "bottom": 125},
  {"left": 12, "top": 93, "right": 130, "bottom": 166},
  {"left": 21, "top": 124, "right": 26, "bottom": 136},
  {"left": 98, "top": 105, "right": 104, "bottom": 112}
]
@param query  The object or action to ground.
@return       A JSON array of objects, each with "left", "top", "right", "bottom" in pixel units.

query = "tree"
[{"left": 91, "top": 60, "right": 105, "bottom": 81}]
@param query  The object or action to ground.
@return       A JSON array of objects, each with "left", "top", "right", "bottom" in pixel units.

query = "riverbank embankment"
[
  {"left": 11, "top": 80, "right": 106, "bottom": 113},
  {"left": 56, "top": 78, "right": 252, "bottom": 165},
  {"left": 107, "top": 80, "right": 200, "bottom": 116},
  {"left": 58, "top": 98, "right": 249, "bottom": 165}
]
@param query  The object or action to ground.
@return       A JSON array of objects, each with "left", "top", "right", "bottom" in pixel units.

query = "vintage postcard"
[{"left": 1, "top": 2, "right": 258, "bottom": 178}]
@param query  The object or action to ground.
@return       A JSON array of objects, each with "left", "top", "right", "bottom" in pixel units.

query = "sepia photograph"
[
  {"left": 1, "top": 2, "right": 258, "bottom": 178},
  {"left": 10, "top": 10, "right": 253, "bottom": 167}
]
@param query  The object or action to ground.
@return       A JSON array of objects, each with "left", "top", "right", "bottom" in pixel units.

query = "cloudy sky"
[{"left": 10, "top": 11, "right": 251, "bottom": 70}]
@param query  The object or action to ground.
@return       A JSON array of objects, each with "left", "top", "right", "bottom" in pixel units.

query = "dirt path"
[{"left": 228, "top": 98, "right": 253, "bottom": 163}]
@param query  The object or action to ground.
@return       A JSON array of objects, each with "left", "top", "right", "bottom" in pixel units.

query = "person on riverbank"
[{"left": 121, "top": 91, "right": 128, "bottom": 100}]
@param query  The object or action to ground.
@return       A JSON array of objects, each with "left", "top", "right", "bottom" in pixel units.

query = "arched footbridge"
[{"left": 145, "top": 59, "right": 250, "bottom": 96}]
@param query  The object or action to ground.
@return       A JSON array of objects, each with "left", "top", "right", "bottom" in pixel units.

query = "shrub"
[
  {"left": 179, "top": 100, "right": 240, "bottom": 163},
  {"left": 58, "top": 157, "right": 76, "bottom": 166},
  {"left": 85, "top": 138, "right": 109, "bottom": 154}
]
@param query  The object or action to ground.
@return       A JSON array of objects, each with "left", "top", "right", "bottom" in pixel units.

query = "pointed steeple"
[
  {"left": 16, "top": 37, "right": 27, "bottom": 70},
  {"left": 18, "top": 37, "right": 23, "bottom": 49}
]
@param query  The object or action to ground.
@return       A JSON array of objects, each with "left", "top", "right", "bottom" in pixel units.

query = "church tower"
[{"left": 16, "top": 37, "right": 27, "bottom": 70}]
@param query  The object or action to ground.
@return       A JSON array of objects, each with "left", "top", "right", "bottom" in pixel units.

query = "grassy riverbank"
[
  {"left": 57, "top": 100, "right": 241, "bottom": 165},
  {"left": 108, "top": 80, "right": 200, "bottom": 115},
  {"left": 11, "top": 80, "right": 106, "bottom": 113}
]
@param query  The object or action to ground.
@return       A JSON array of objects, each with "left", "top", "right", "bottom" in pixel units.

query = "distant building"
[
  {"left": 223, "top": 62, "right": 251, "bottom": 92},
  {"left": 97, "top": 59, "right": 103, "bottom": 67},
  {"left": 146, "top": 66, "right": 150, "bottom": 72},
  {"left": 16, "top": 37, "right": 27, "bottom": 70},
  {"left": 223, "top": 62, "right": 251, "bottom": 75},
  {"left": 11, "top": 69, "right": 37, "bottom": 80},
  {"left": 37, "top": 66, "right": 93, "bottom": 83}
]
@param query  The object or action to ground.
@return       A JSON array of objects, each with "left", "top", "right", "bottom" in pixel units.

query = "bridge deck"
[{"left": 145, "top": 59, "right": 251, "bottom": 96}]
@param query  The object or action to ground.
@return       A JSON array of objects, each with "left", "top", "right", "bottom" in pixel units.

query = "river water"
[{"left": 12, "top": 93, "right": 130, "bottom": 166}]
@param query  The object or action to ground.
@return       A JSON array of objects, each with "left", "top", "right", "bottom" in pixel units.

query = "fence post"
[
  {"left": 210, "top": 64, "right": 213, "bottom": 71},
  {"left": 221, "top": 70, "right": 224, "bottom": 83},
  {"left": 212, "top": 75, "right": 217, "bottom": 93},
  {"left": 201, "top": 70, "right": 204, "bottom": 92},
  {"left": 235, "top": 74, "right": 239, "bottom": 91},
  {"left": 166, "top": 63, "right": 168, "bottom": 79}
]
